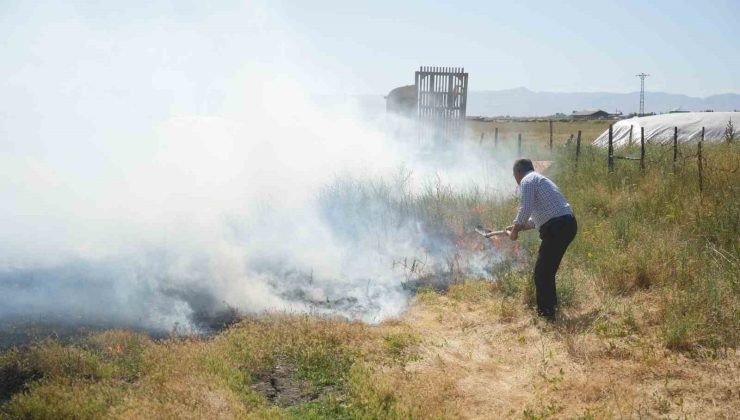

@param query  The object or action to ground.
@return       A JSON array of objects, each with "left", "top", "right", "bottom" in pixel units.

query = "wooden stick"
[
  {"left": 640, "top": 126, "right": 645, "bottom": 172},
  {"left": 673, "top": 126, "right": 678, "bottom": 173},
  {"left": 698, "top": 127, "right": 704, "bottom": 192},
  {"left": 518, "top": 133, "right": 522, "bottom": 157},
  {"left": 608, "top": 124, "right": 614, "bottom": 173},
  {"left": 475, "top": 226, "right": 508, "bottom": 238}
]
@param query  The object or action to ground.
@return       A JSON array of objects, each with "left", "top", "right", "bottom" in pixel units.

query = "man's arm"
[{"left": 509, "top": 178, "right": 535, "bottom": 240}]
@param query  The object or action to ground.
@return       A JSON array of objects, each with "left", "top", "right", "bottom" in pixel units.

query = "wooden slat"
[{"left": 415, "top": 66, "right": 468, "bottom": 145}]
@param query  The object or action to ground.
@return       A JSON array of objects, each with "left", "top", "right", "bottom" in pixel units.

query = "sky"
[
  {"left": 1, "top": 0, "right": 738, "bottom": 98},
  {"left": 274, "top": 0, "right": 740, "bottom": 96}
]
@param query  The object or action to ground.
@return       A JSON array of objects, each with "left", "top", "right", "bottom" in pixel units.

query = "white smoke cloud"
[{"left": 0, "top": 1, "right": 517, "bottom": 333}]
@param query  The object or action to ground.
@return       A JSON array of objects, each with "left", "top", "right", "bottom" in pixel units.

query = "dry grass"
[
  {"left": 397, "top": 284, "right": 739, "bottom": 419},
  {"left": 5, "top": 281, "right": 736, "bottom": 419},
  {"left": 466, "top": 120, "right": 612, "bottom": 155}
]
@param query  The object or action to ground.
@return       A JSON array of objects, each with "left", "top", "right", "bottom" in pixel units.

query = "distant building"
[
  {"left": 571, "top": 109, "right": 612, "bottom": 120},
  {"left": 386, "top": 85, "right": 417, "bottom": 117}
]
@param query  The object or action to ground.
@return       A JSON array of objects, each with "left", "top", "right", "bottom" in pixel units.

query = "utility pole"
[{"left": 636, "top": 73, "right": 649, "bottom": 116}]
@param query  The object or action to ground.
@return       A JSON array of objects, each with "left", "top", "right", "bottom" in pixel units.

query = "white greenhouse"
[{"left": 593, "top": 112, "right": 738, "bottom": 148}]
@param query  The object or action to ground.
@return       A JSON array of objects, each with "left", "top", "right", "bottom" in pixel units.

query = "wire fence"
[
  {"left": 474, "top": 120, "right": 737, "bottom": 183},
  {"left": 601, "top": 124, "right": 738, "bottom": 191}
]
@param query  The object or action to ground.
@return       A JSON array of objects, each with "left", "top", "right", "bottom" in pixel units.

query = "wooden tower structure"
[{"left": 414, "top": 66, "right": 468, "bottom": 145}]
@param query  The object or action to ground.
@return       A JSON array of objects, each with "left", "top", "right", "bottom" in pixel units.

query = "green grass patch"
[{"left": 554, "top": 142, "right": 739, "bottom": 351}]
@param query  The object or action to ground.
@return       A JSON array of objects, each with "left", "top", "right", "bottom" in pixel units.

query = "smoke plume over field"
[{"left": 0, "top": 2, "right": 518, "bottom": 334}]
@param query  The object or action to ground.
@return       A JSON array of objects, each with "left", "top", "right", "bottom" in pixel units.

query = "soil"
[{"left": 249, "top": 355, "right": 319, "bottom": 407}]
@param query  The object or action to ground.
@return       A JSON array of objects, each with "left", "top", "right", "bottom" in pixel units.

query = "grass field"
[
  {"left": 1, "top": 121, "right": 738, "bottom": 419},
  {"left": 466, "top": 119, "right": 612, "bottom": 154}
]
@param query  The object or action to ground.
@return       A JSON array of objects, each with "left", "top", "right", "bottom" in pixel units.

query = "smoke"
[{"left": 0, "top": 1, "right": 518, "bottom": 333}]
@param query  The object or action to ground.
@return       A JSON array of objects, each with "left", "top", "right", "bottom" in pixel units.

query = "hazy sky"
[{"left": 1, "top": 0, "right": 738, "bottom": 98}]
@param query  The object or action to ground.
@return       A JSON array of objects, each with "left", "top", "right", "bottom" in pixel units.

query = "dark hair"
[{"left": 513, "top": 158, "right": 535, "bottom": 174}]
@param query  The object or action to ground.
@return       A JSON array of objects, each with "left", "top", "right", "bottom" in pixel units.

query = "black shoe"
[{"left": 538, "top": 309, "right": 556, "bottom": 322}]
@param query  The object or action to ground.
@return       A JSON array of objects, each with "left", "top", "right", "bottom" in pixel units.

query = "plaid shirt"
[{"left": 513, "top": 171, "right": 573, "bottom": 229}]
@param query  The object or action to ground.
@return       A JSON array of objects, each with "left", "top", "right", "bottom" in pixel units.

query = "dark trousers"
[{"left": 535, "top": 215, "right": 577, "bottom": 318}]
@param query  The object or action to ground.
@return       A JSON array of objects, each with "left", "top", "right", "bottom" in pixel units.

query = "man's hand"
[
  {"left": 506, "top": 224, "right": 519, "bottom": 241},
  {"left": 507, "top": 222, "right": 534, "bottom": 241}
]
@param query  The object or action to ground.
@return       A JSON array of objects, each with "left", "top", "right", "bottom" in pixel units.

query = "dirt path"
[{"left": 389, "top": 295, "right": 739, "bottom": 419}]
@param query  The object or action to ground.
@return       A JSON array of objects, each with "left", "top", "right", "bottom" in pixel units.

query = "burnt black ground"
[{"left": 0, "top": 306, "right": 241, "bottom": 350}]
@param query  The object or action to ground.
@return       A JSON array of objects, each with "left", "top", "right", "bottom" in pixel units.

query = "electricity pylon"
[{"left": 636, "top": 73, "right": 649, "bottom": 116}]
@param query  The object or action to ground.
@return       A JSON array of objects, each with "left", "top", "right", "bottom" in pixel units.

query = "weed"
[
  {"left": 556, "top": 143, "right": 739, "bottom": 351},
  {"left": 522, "top": 399, "right": 561, "bottom": 419},
  {"left": 556, "top": 275, "right": 580, "bottom": 308},
  {"left": 383, "top": 333, "right": 420, "bottom": 363},
  {"left": 414, "top": 287, "right": 440, "bottom": 305},
  {"left": 448, "top": 281, "right": 494, "bottom": 303}
]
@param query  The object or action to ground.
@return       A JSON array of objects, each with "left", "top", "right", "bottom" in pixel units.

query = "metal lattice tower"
[{"left": 636, "top": 73, "right": 649, "bottom": 116}]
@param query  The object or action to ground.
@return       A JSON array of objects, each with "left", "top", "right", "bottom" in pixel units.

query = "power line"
[{"left": 636, "top": 73, "right": 649, "bottom": 116}]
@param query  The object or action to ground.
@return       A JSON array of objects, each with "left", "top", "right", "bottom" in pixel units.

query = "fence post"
[
  {"left": 517, "top": 133, "right": 522, "bottom": 157},
  {"left": 479, "top": 132, "right": 485, "bottom": 146},
  {"left": 698, "top": 127, "right": 704, "bottom": 192},
  {"left": 549, "top": 120, "right": 553, "bottom": 149},
  {"left": 640, "top": 126, "right": 645, "bottom": 172},
  {"left": 629, "top": 125, "right": 633, "bottom": 146},
  {"left": 494, "top": 127, "right": 498, "bottom": 147},
  {"left": 608, "top": 124, "right": 614, "bottom": 173},
  {"left": 673, "top": 126, "right": 678, "bottom": 173},
  {"left": 576, "top": 130, "right": 582, "bottom": 167}
]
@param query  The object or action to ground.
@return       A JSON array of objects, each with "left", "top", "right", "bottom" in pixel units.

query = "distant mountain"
[
  {"left": 315, "top": 89, "right": 740, "bottom": 119},
  {"left": 467, "top": 88, "right": 740, "bottom": 117}
]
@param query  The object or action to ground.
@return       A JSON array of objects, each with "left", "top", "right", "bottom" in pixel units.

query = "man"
[{"left": 506, "top": 159, "right": 577, "bottom": 321}]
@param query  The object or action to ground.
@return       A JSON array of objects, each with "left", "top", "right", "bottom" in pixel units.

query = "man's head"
[{"left": 513, "top": 158, "right": 535, "bottom": 185}]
